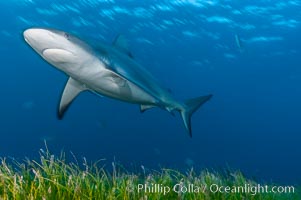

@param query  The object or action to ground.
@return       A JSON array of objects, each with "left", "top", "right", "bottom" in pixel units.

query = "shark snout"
[
  {"left": 23, "top": 28, "right": 57, "bottom": 54},
  {"left": 23, "top": 29, "right": 32, "bottom": 44},
  {"left": 24, "top": 28, "right": 50, "bottom": 44},
  {"left": 23, "top": 28, "right": 41, "bottom": 44}
]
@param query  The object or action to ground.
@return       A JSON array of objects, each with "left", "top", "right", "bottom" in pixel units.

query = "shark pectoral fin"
[
  {"left": 140, "top": 104, "right": 156, "bottom": 113},
  {"left": 113, "top": 35, "right": 134, "bottom": 58},
  {"left": 58, "top": 77, "right": 86, "bottom": 119},
  {"left": 111, "top": 73, "right": 127, "bottom": 87}
]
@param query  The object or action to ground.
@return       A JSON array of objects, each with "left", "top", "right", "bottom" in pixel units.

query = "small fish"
[{"left": 235, "top": 34, "right": 243, "bottom": 50}]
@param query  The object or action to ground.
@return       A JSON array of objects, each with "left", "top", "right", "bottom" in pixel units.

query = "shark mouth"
[{"left": 42, "top": 48, "right": 76, "bottom": 63}]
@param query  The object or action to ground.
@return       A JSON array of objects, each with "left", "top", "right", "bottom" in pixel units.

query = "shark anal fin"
[
  {"left": 58, "top": 77, "right": 86, "bottom": 119},
  {"left": 140, "top": 104, "right": 156, "bottom": 113},
  {"left": 113, "top": 35, "right": 133, "bottom": 58}
]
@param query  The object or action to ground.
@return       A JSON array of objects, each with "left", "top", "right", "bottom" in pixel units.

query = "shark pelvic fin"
[
  {"left": 58, "top": 77, "right": 86, "bottom": 119},
  {"left": 113, "top": 35, "right": 134, "bottom": 58},
  {"left": 140, "top": 104, "right": 156, "bottom": 113}
]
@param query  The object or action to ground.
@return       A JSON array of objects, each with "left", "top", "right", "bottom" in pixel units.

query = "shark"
[{"left": 23, "top": 28, "right": 212, "bottom": 137}]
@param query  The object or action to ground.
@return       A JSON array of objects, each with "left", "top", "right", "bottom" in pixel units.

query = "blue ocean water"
[{"left": 0, "top": 0, "right": 300, "bottom": 184}]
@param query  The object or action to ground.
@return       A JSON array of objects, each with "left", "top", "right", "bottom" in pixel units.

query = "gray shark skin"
[{"left": 23, "top": 28, "right": 212, "bottom": 137}]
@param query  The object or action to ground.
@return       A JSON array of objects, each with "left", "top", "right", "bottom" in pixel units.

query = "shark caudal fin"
[{"left": 180, "top": 94, "right": 212, "bottom": 137}]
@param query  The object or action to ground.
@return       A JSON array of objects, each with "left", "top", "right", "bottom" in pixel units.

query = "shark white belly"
[{"left": 38, "top": 32, "right": 156, "bottom": 105}]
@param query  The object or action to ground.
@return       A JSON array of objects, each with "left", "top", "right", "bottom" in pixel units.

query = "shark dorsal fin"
[
  {"left": 113, "top": 35, "right": 134, "bottom": 58},
  {"left": 58, "top": 77, "right": 86, "bottom": 119}
]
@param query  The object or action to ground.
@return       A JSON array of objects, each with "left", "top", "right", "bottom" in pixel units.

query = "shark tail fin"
[{"left": 180, "top": 94, "right": 213, "bottom": 137}]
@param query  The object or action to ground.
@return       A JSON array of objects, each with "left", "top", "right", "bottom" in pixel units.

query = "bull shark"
[{"left": 23, "top": 28, "right": 212, "bottom": 137}]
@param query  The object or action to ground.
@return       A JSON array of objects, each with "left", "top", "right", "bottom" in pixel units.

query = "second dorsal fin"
[{"left": 113, "top": 35, "right": 133, "bottom": 58}]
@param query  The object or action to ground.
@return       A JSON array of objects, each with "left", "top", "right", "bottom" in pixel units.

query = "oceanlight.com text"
[
  {"left": 209, "top": 184, "right": 295, "bottom": 196},
  {"left": 133, "top": 183, "right": 295, "bottom": 196}
]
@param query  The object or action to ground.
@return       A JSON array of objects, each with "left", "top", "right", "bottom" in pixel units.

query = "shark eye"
[{"left": 63, "top": 32, "right": 70, "bottom": 40}]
